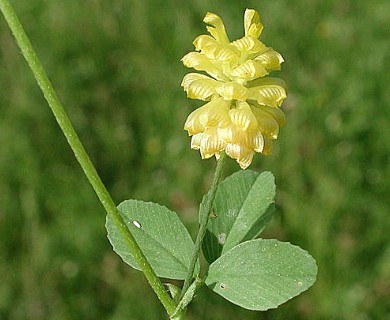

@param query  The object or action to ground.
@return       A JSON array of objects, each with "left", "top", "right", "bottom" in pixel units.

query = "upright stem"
[
  {"left": 180, "top": 153, "right": 226, "bottom": 299},
  {"left": 0, "top": 1, "right": 176, "bottom": 316}
]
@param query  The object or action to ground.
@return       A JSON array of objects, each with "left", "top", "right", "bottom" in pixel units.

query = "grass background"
[{"left": 1, "top": 0, "right": 389, "bottom": 319}]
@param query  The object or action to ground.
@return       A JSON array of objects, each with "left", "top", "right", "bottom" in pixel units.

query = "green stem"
[
  {"left": 0, "top": 1, "right": 176, "bottom": 316},
  {"left": 180, "top": 153, "right": 226, "bottom": 300}
]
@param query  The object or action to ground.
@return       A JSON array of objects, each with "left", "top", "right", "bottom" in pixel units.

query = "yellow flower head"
[{"left": 181, "top": 9, "right": 287, "bottom": 169}]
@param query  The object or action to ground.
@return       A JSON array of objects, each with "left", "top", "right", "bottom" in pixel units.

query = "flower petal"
[
  {"left": 244, "top": 9, "right": 263, "bottom": 38},
  {"left": 215, "top": 82, "right": 248, "bottom": 100},
  {"left": 225, "top": 143, "right": 244, "bottom": 159},
  {"left": 216, "top": 125, "right": 234, "bottom": 143},
  {"left": 237, "top": 151, "right": 254, "bottom": 169},
  {"left": 251, "top": 105, "right": 280, "bottom": 139},
  {"left": 184, "top": 98, "right": 231, "bottom": 135},
  {"left": 217, "top": 125, "right": 262, "bottom": 151},
  {"left": 247, "top": 78, "right": 287, "bottom": 107},
  {"left": 251, "top": 131, "right": 265, "bottom": 152},
  {"left": 198, "top": 99, "right": 231, "bottom": 127},
  {"left": 193, "top": 35, "right": 238, "bottom": 61},
  {"left": 254, "top": 49, "right": 284, "bottom": 71},
  {"left": 198, "top": 128, "right": 226, "bottom": 159},
  {"left": 203, "top": 12, "right": 230, "bottom": 44},
  {"left": 231, "top": 36, "right": 266, "bottom": 53},
  {"left": 193, "top": 35, "right": 216, "bottom": 51},
  {"left": 225, "top": 143, "right": 254, "bottom": 169},
  {"left": 258, "top": 104, "right": 286, "bottom": 127},
  {"left": 190, "top": 133, "right": 203, "bottom": 149},
  {"left": 229, "top": 101, "right": 258, "bottom": 131},
  {"left": 181, "top": 73, "right": 211, "bottom": 89},
  {"left": 181, "top": 52, "right": 229, "bottom": 81},
  {"left": 230, "top": 60, "right": 268, "bottom": 81},
  {"left": 181, "top": 73, "right": 219, "bottom": 100},
  {"left": 247, "top": 76, "right": 287, "bottom": 89},
  {"left": 184, "top": 111, "right": 205, "bottom": 136},
  {"left": 262, "top": 136, "right": 272, "bottom": 155}
]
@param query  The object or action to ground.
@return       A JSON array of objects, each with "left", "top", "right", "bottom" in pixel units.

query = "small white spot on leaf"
[
  {"left": 219, "top": 283, "right": 227, "bottom": 290},
  {"left": 132, "top": 220, "right": 142, "bottom": 229},
  {"left": 218, "top": 233, "right": 226, "bottom": 244}
]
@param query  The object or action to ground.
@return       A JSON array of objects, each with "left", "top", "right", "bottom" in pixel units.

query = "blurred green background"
[{"left": 1, "top": 0, "right": 389, "bottom": 319}]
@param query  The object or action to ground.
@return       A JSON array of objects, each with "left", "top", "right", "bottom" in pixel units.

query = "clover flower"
[{"left": 181, "top": 9, "right": 287, "bottom": 169}]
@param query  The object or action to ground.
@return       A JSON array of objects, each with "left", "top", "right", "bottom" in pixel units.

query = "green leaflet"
[
  {"left": 106, "top": 199, "right": 196, "bottom": 280},
  {"left": 205, "top": 239, "right": 318, "bottom": 311},
  {"left": 203, "top": 170, "right": 275, "bottom": 263}
]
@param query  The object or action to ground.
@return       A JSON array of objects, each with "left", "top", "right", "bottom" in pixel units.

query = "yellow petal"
[
  {"left": 197, "top": 98, "right": 231, "bottom": 127},
  {"left": 258, "top": 104, "right": 286, "bottom": 127},
  {"left": 230, "top": 60, "right": 268, "bottom": 81},
  {"left": 216, "top": 125, "right": 234, "bottom": 143},
  {"left": 229, "top": 101, "right": 258, "bottom": 131},
  {"left": 215, "top": 82, "right": 248, "bottom": 101},
  {"left": 181, "top": 73, "right": 211, "bottom": 90},
  {"left": 199, "top": 128, "right": 226, "bottom": 159},
  {"left": 254, "top": 49, "right": 284, "bottom": 71},
  {"left": 237, "top": 151, "right": 254, "bottom": 169},
  {"left": 193, "top": 35, "right": 238, "bottom": 61},
  {"left": 217, "top": 125, "right": 263, "bottom": 153},
  {"left": 217, "top": 125, "right": 244, "bottom": 145},
  {"left": 251, "top": 106, "right": 280, "bottom": 139},
  {"left": 225, "top": 143, "right": 254, "bottom": 169},
  {"left": 184, "top": 110, "right": 205, "bottom": 136},
  {"left": 193, "top": 35, "right": 216, "bottom": 51},
  {"left": 185, "top": 79, "right": 218, "bottom": 100},
  {"left": 231, "top": 36, "right": 266, "bottom": 53},
  {"left": 262, "top": 136, "right": 272, "bottom": 155},
  {"left": 247, "top": 76, "right": 287, "bottom": 89},
  {"left": 225, "top": 143, "right": 244, "bottom": 159},
  {"left": 181, "top": 52, "right": 229, "bottom": 81},
  {"left": 184, "top": 98, "right": 231, "bottom": 135},
  {"left": 203, "top": 12, "right": 230, "bottom": 44},
  {"left": 208, "top": 45, "right": 238, "bottom": 61},
  {"left": 244, "top": 9, "right": 263, "bottom": 38},
  {"left": 190, "top": 133, "right": 203, "bottom": 149},
  {"left": 251, "top": 132, "right": 265, "bottom": 152},
  {"left": 181, "top": 73, "right": 218, "bottom": 100},
  {"left": 247, "top": 78, "right": 287, "bottom": 107}
]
